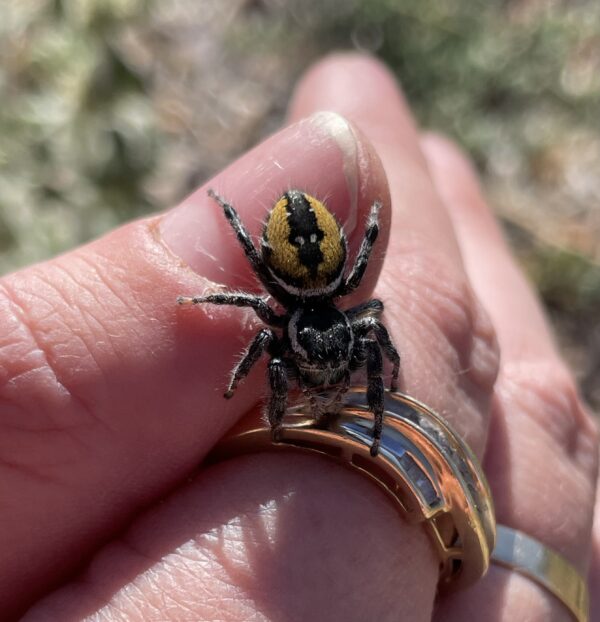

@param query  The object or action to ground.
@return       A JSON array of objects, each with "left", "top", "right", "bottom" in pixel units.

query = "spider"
[{"left": 178, "top": 188, "right": 400, "bottom": 456}]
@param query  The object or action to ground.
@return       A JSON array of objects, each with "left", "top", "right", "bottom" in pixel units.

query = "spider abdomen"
[{"left": 261, "top": 190, "right": 347, "bottom": 297}]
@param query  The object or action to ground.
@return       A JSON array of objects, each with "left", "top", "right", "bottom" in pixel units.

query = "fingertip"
[
  {"left": 421, "top": 133, "right": 493, "bottom": 222},
  {"left": 289, "top": 52, "right": 409, "bottom": 126},
  {"left": 420, "top": 132, "right": 480, "bottom": 189},
  {"left": 289, "top": 53, "right": 424, "bottom": 163},
  {"left": 421, "top": 132, "right": 507, "bottom": 248},
  {"left": 421, "top": 132, "right": 476, "bottom": 177},
  {"left": 421, "top": 132, "right": 479, "bottom": 195}
]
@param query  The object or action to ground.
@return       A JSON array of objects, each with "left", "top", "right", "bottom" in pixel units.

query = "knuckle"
[
  {"left": 0, "top": 278, "right": 68, "bottom": 396},
  {"left": 388, "top": 250, "right": 500, "bottom": 394},
  {"left": 501, "top": 361, "right": 598, "bottom": 471},
  {"left": 0, "top": 280, "right": 91, "bottom": 478},
  {"left": 0, "top": 265, "right": 112, "bottom": 431}
]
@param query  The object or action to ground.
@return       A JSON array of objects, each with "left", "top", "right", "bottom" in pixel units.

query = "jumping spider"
[{"left": 178, "top": 189, "right": 400, "bottom": 456}]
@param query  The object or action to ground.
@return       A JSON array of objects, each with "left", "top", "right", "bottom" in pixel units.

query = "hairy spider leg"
[
  {"left": 296, "top": 372, "right": 322, "bottom": 416},
  {"left": 360, "top": 339, "right": 385, "bottom": 456},
  {"left": 268, "top": 358, "right": 288, "bottom": 438},
  {"left": 326, "top": 369, "right": 352, "bottom": 413},
  {"left": 208, "top": 189, "right": 291, "bottom": 303},
  {"left": 224, "top": 328, "right": 277, "bottom": 398},
  {"left": 177, "top": 292, "right": 286, "bottom": 327},
  {"left": 346, "top": 298, "right": 384, "bottom": 320},
  {"left": 353, "top": 315, "right": 400, "bottom": 391},
  {"left": 339, "top": 201, "right": 381, "bottom": 296}
]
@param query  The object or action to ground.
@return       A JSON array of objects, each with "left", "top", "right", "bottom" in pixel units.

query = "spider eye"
[{"left": 262, "top": 190, "right": 347, "bottom": 295}]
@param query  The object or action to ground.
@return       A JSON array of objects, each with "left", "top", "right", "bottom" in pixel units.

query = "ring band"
[
  {"left": 206, "top": 386, "right": 589, "bottom": 619},
  {"left": 491, "top": 525, "right": 589, "bottom": 622},
  {"left": 207, "top": 386, "right": 496, "bottom": 590}
]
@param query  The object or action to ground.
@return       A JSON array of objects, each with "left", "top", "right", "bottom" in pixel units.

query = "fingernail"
[{"left": 160, "top": 112, "right": 360, "bottom": 285}]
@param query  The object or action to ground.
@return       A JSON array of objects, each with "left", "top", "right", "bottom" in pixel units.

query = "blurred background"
[{"left": 1, "top": 0, "right": 599, "bottom": 407}]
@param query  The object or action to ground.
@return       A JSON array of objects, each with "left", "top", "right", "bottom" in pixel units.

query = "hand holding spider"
[{"left": 2, "top": 54, "right": 597, "bottom": 622}]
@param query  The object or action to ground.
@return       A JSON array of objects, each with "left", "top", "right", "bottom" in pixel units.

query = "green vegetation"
[{"left": 0, "top": 0, "right": 155, "bottom": 272}]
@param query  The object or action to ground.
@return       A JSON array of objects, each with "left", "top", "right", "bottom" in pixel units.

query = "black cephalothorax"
[{"left": 178, "top": 189, "right": 400, "bottom": 455}]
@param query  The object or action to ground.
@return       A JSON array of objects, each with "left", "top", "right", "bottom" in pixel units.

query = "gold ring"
[
  {"left": 206, "top": 386, "right": 496, "bottom": 590},
  {"left": 491, "top": 525, "right": 589, "bottom": 622}
]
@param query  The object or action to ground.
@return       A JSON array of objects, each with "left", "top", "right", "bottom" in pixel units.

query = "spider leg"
[
  {"left": 224, "top": 328, "right": 276, "bottom": 398},
  {"left": 267, "top": 357, "right": 288, "bottom": 440},
  {"left": 296, "top": 373, "right": 322, "bottom": 417},
  {"left": 349, "top": 337, "right": 366, "bottom": 372},
  {"left": 327, "top": 369, "right": 352, "bottom": 413},
  {"left": 353, "top": 316, "right": 400, "bottom": 391},
  {"left": 346, "top": 298, "right": 384, "bottom": 320},
  {"left": 361, "top": 338, "right": 385, "bottom": 457},
  {"left": 339, "top": 200, "right": 381, "bottom": 295},
  {"left": 177, "top": 292, "right": 285, "bottom": 327},
  {"left": 371, "top": 322, "right": 400, "bottom": 391},
  {"left": 207, "top": 189, "right": 290, "bottom": 303}
]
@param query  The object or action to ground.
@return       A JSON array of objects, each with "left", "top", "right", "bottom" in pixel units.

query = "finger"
[
  {"left": 24, "top": 454, "right": 438, "bottom": 622},
  {"left": 420, "top": 134, "right": 557, "bottom": 362},
  {"left": 289, "top": 53, "right": 499, "bottom": 454},
  {"left": 0, "top": 113, "right": 389, "bottom": 618},
  {"left": 422, "top": 133, "right": 599, "bottom": 620}
]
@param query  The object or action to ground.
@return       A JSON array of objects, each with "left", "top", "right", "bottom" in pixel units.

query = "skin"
[{"left": 1, "top": 53, "right": 598, "bottom": 621}]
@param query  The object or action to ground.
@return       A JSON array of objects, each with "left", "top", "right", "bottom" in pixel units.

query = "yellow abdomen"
[{"left": 262, "top": 190, "right": 347, "bottom": 295}]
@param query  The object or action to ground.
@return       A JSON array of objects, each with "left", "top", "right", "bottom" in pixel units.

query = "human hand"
[{"left": 4, "top": 54, "right": 598, "bottom": 621}]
